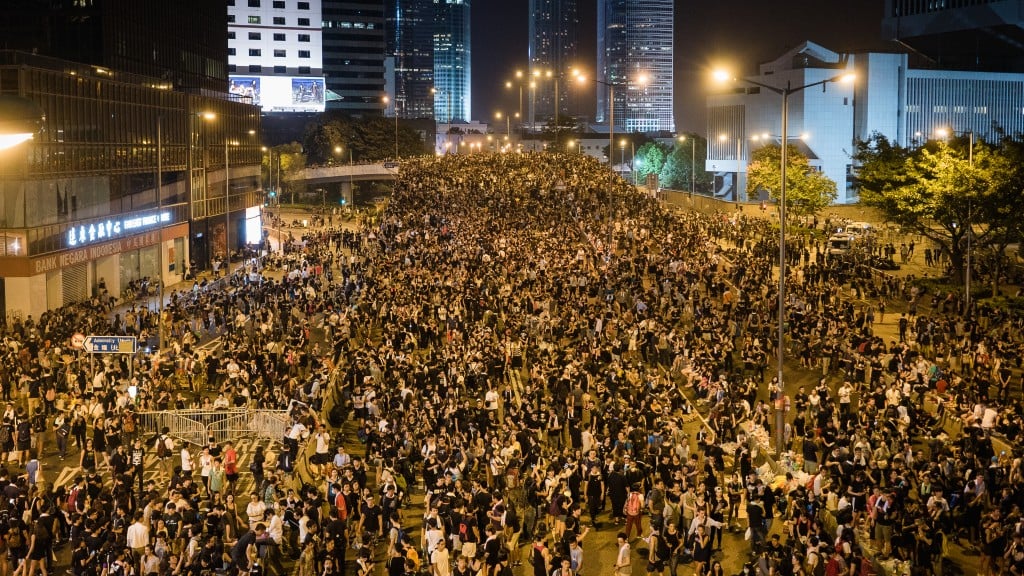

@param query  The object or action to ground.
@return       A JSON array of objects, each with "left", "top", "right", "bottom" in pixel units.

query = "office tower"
[
  {"left": 0, "top": 0, "right": 228, "bottom": 93},
  {"left": 433, "top": 0, "right": 471, "bottom": 123},
  {"left": 882, "top": 0, "right": 1024, "bottom": 72},
  {"left": 385, "top": 0, "right": 436, "bottom": 119},
  {"left": 528, "top": 0, "right": 579, "bottom": 123},
  {"left": 227, "top": 0, "right": 326, "bottom": 113},
  {"left": 596, "top": 0, "right": 674, "bottom": 133},
  {"left": 323, "top": 0, "right": 387, "bottom": 115}
]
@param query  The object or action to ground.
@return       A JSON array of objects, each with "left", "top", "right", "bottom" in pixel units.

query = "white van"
[{"left": 828, "top": 233, "right": 856, "bottom": 255}]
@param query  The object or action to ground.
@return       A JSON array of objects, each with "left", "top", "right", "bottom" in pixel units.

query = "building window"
[
  {"left": 975, "top": 106, "right": 988, "bottom": 114},
  {"left": 227, "top": 15, "right": 235, "bottom": 22},
  {"left": 297, "top": 1, "right": 309, "bottom": 9},
  {"left": 227, "top": 31, "right": 236, "bottom": 39},
  {"left": 248, "top": 15, "right": 260, "bottom": 24},
  {"left": 248, "top": 0, "right": 260, "bottom": 6},
  {"left": 248, "top": 65, "right": 262, "bottom": 73},
  {"left": 298, "top": 17, "right": 310, "bottom": 26},
  {"left": 273, "top": 17, "right": 285, "bottom": 25},
  {"left": 299, "top": 50, "right": 310, "bottom": 58},
  {"left": 274, "top": 49, "right": 286, "bottom": 57},
  {"left": 248, "top": 32, "right": 261, "bottom": 40},
  {"left": 273, "top": 0, "right": 285, "bottom": 7},
  {"left": 933, "top": 105, "right": 947, "bottom": 113},
  {"left": 249, "top": 49, "right": 262, "bottom": 56},
  {"left": 228, "top": 48, "right": 236, "bottom": 56},
  {"left": 299, "top": 66, "right": 310, "bottom": 74},
  {"left": 298, "top": 34, "right": 310, "bottom": 42},
  {"left": 273, "top": 33, "right": 286, "bottom": 41},
  {"left": 228, "top": 64, "right": 236, "bottom": 72},
  {"left": 227, "top": 0, "right": 234, "bottom": 4},
  {"left": 274, "top": 66, "right": 287, "bottom": 73}
]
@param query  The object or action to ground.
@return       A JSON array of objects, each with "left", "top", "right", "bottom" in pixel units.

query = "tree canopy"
[
  {"left": 659, "top": 134, "right": 712, "bottom": 193},
  {"left": 746, "top": 143, "right": 837, "bottom": 217},
  {"left": 303, "top": 115, "right": 428, "bottom": 165},
  {"left": 854, "top": 132, "right": 1024, "bottom": 292}
]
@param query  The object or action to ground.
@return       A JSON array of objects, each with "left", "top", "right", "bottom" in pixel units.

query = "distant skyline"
[{"left": 472, "top": 0, "right": 886, "bottom": 133}]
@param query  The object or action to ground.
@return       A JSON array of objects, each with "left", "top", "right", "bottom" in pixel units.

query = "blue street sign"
[{"left": 83, "top": 335, "right": 138, "bottom": 354}]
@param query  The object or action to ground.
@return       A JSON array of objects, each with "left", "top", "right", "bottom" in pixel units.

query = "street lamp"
[
  {"left": 0, "top": 96, "right": 44, "bottom": 150},
  {"left": 495, "top": 111, "right": 511, "bottom": 139},
  {"left": 936, "top": 127, "right": 975, "bottom": 313},
  {"left": 715, "top": 69, "right": 854, "bottom": 452},
  {"left": 382, "top": 95, "right": 398, "bottom": 159}
]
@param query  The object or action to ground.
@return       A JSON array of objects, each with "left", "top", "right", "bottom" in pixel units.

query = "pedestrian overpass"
[{"left": 289, "top": 163, "right": 398, "bottom": 198}]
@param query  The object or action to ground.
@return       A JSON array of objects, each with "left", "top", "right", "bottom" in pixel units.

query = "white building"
[
  {"left": 227, "top": 0, "right": 327, "bottom": 113},
  {"left": 706, "top": 40, "right": 1024, "bottom": 204}
]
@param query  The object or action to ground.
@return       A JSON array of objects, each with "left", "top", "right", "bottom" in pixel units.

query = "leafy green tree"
[
  {"left": 747, "top": 143, "right": 837, "bottom": 217},
  {"left": 272, "top": 142, "right": 306, "bottom": 205},
  {"left": 854, "top": 133, "right": 1009, "bottom": 287},
  {"left": 660, "top": 135, "right": 711, "bottom": 192},
  {"left": 633, "top": 142, "right": 669, "bottom": 184}
]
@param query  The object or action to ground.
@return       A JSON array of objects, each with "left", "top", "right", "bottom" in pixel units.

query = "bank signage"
[{"left": 67, "top": 211, "right": 171, "bottom": 248}]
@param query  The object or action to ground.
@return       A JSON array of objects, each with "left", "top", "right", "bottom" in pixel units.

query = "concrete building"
[
  {"left": 706, "top": 41, "right": 1024, "bottom": 204},
  {"left": 227, "top": 0, "right": 326, "bottom": 113},
  {"left": 596, "top": 0, "right": 674, "bottom": 133}
]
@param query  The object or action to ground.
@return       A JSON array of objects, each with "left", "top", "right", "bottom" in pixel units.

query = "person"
[
  {"left": 430, "top": 538, "right": 451, "bottom": 576},
  {"left": 23, "top": 508, "right": 51, "bottom": 576},
  {"left": 232, "top": 523, "right": 265, "bottom": 576},
  {"left": 531, "top": 535, "right": 550, "bottom": 576},
  {"left": 614, "top": 532, "right": 631, "bottom": 576}
]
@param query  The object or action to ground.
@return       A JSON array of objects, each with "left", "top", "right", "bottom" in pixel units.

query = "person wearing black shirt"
[{"left": 232, "top": 524, "right": 264, "bottom": 575}]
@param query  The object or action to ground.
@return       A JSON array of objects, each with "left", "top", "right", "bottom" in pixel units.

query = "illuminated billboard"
[{"left": 229, "top": 75, "right": 326, "bottom": 113}]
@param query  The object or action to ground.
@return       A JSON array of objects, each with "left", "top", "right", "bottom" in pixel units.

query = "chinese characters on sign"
[{"left": 67, "top": 212, "right": 171, "bottom": 248}]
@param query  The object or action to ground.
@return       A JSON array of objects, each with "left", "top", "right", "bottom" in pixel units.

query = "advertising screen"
[
  {"left": 229, "top": 75, "right": 326, "bottom": 113},
  {"left": 244, "top": 206, "right": 262, "bottom": 245}
]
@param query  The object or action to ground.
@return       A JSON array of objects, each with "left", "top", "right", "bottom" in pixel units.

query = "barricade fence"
[{"left": 136, "top": 409, "right": 290, "bottom": 446}]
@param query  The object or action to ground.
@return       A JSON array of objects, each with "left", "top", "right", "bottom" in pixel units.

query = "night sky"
[{"left": 472, "top": 0, "right": 887, "bottom": 133}]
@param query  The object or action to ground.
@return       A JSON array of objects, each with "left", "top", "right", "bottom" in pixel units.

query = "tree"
[
  {"left": 273, "top": 142, "right": 306, "bottom": 205},
  {"left": 854, "top": 132, "right": 1009, "bottom": 288},
  {"left": 660, "top": 135, "right": 712, "bottom": 192},
  {"left": 633, "top": 142, "right": 669, "bottom": 185},
  {"left": 747, "top": 143, "right": 837, "bottom": 217}
]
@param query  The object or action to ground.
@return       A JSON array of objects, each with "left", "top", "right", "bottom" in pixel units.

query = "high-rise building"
[
  {"left": 433, "top": 0, "right": 471, "bottom": 123},
  {"left": 0, "top": 0, "right": 229, "bottom": 94},
  {"left": 227, "top": 0, "right": 326, "bottom": 113},
  {"left": 323, "top": 0, "right": 387, "bottom": 115},
  {"left": 596, "top": 0, "right": 674, "bottom": 133},
  {"left": 385, "top": 0, "right": 435, "bottom": 119},
  {"left": 882, "top": 0, "right": 1024, "bottom": 72},
  {"left": 528, "top": 0, "right": 579, "bottom": 123}
]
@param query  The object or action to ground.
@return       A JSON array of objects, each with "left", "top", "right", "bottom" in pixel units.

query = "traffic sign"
[
  {"left": 70, "top": 333, "right": 85, "bottom": 350},
  {"left": 83, "top": 335, "right": 138, "bottom": 354}
]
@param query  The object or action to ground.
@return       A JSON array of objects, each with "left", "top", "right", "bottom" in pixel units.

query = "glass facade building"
[
  {"left": 0, "top": 52, "right": 261, "bottom": 318},
  {"left": 596, "top": 0, "right": 674, "bottom": 133},
  {"left": 385, "top": 0, "right": 436, "bottom": 119},
  {"left": 432, "top": 0, "right": 471, "bottom": 123},
  {"left": 528, "top": 0, "right": 579, "bottom": 123},
  {"left": 322, "top": 0, "right": 387, "bottom": 115}
]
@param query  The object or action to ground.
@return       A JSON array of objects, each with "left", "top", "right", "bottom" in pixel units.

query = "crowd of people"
[{"left": 0, "top": 150, "right": 1017, "bottom": 576}]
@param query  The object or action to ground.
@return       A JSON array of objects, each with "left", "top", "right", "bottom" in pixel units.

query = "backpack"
[
  {"left": 624, "top": 492, "right": 642, "bottom": 516},
  {"left": 156, "top": 436, "right": 169, "bottom": 458},
  {"left": 0, "top": 426, "right": 10, "bottom": 446}
]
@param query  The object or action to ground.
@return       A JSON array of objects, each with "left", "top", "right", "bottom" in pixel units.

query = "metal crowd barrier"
[{"left": 136, "top": 409, "right": 290, "bottom": 446}]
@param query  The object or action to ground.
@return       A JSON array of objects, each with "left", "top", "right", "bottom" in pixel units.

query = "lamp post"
[
  {"left": 155, "top": 117, "right": 166, "bottom": 352},
  {"left": 936, "top": 127, "right": 975, "bottom": 313},
  {"left": 495, "top": 111, "right": 511, "bottom": 139},
  {"left": 382, "top": 95, "right": 398, "bottom": 159},
  {"left": 678, "top": 135, "right": 696, "bottom": 195},
  {"left": 715, "top": 69, "right": 854, "bottom": 453}
]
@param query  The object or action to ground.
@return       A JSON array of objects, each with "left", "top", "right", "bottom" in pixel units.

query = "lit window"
[
  {"left": 248, "top": 32, "right": 261, "bottom": 40},
  {"left": 933, "top": 105, "right": 947, "bottom": 113},
  {"left": 975, "top": 106, "right": 988, "bottom": 114},
  {"left": 248, "top": 15, "right": 260, "bottom": 24}
]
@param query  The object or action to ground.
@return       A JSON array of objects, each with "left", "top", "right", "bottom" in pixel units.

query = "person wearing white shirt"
[
  {"left": 180, "top": 446, "right": 193, "bottom": 478},
  {"left": 126, "top": 512, "right": 150, "bottom": 561},
  {"left": 246, "top": 494, "right": 267, "bottom": 527}
]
